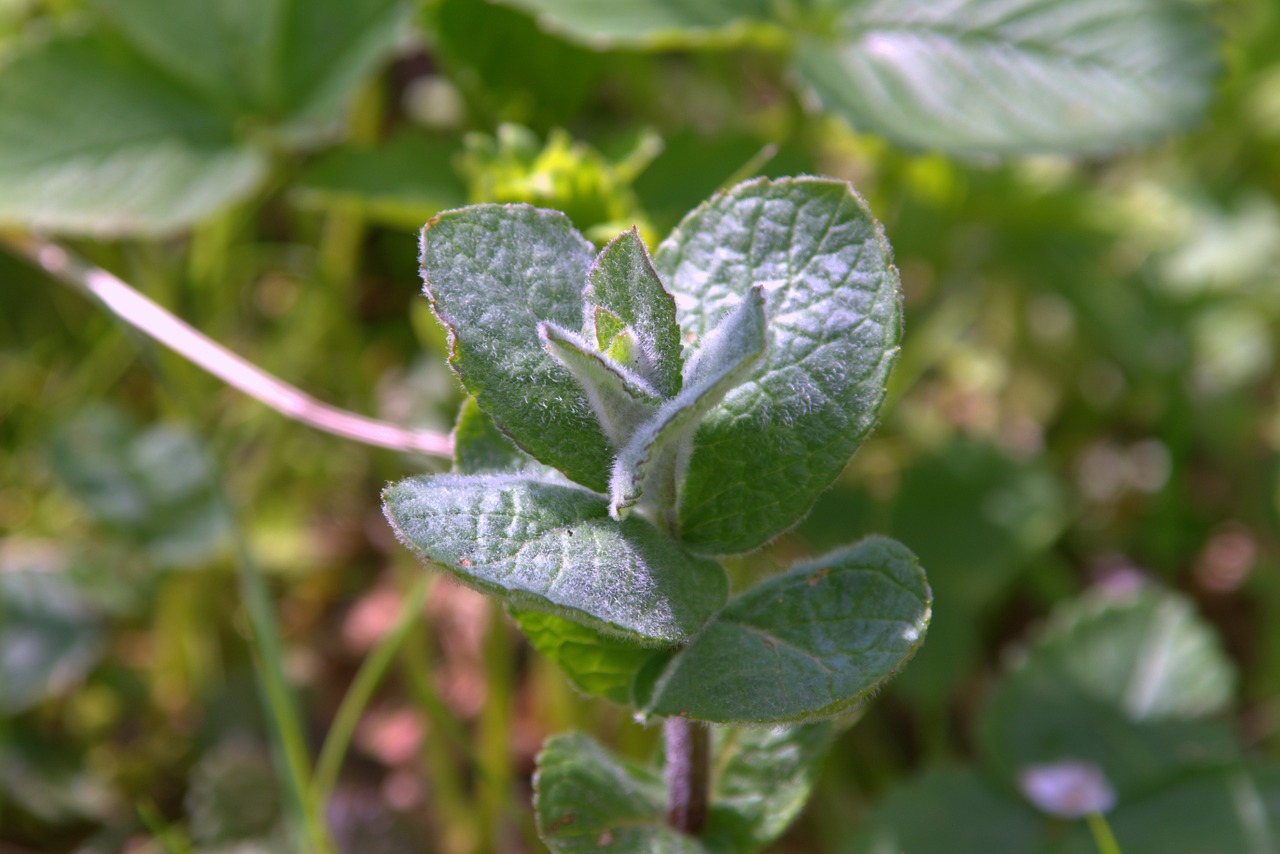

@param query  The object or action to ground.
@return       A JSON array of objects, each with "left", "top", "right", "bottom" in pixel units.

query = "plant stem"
[
  {"left": 4, "top": 236, "right": 452, "bottom": 457},
  {"left": 477, "top": 600, "right": 516, "bottom": 852},
  {"left": 664, "top": 716, "right": 710, "bottom": 835},
  {"left": 1086, "top": 811, "right": 1123, "bottom": 854},
  {"left": 310, "top": 574, "right": 432, "bottom": 815}
]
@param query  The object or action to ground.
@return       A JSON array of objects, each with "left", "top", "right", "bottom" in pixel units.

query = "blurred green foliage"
[{"left": 2, "top": 0, "right": 1280, "bottom": 851}]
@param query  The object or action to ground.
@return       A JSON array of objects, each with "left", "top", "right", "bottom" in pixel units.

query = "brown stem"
[{"left": 664, "top": 715, "right": 710, "bottom": 835}]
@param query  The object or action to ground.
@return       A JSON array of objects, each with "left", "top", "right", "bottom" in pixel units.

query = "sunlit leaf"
[
  {"left": 655, "top": 177, "right": 901, "bottom": 555},
  {"left": 796, "top": 0, "right": 1219, "bottom": 155},
  {"left": 643, "top": 537, "right": 930, "bottom": 722},
  {"left": 419, "top": 204, "right": 614, "bottom": 490},
  {"left": 383, "top": 474, "right": 727, "bottom": 644}
]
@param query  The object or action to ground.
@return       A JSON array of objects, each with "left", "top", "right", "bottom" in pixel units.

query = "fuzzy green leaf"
[
  {"left": 420, "top": 205, "right": 613, "bottom": 490},
  {"left": 535, "top": 725, "right": 833, "bottom": 854},
  {"left": 610, "top": 286, "right": 767, "bottom": 520},
  {"left": 534, "top": 733, "right": 695, "bottom": 854},
  {"left": 644, "top": 537, "right": 930, "bottom": 723},
  {"left": 510, "top": 608, "right": 666, "bottom": 706},
  {"left": 704, "top": 723, "right": 834, "bottom": 852},
  {"left": 795, "top": 0, "right": 1219, "bottom": 156},
  {"left": 586, "top": 228, "right": 684, "bottom": 398},
  {"left": 451, "top": 396, "right": 558, "bottom": 478},
  {"left": 383, "top": 475, "right": 727, "bottom": 644},
  {"left": 540, "top": 322, "right": 662, "bottom": 446},
  {"left": 593, "top": 307, "right": 628, "bottom": 351},
  {"left": 655, "top": 177, "right": 901, "bottom": 555}
]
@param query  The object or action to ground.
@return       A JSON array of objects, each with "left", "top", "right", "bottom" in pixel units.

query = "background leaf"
[
  {"left": 0, "top": 0, "right": 410, "bottom": 234},
  {"left": 294, "top": 134, "right": 466, "bottom": 228},
  {"left": 48, "top": 407, "right": 229, "bottom": 568},
  {"left": 656, "top": 177, "right": 902, "bottom": 555},
  {"left": 795, "top": 0, "right": 1220, "bottom": 155},
  {"left": 0, "top": 31, "right": 265, "bottom": 235},
  {"left": 493, "top": 0, "right": 779, "bottom": 49},
  {"left": 0, "top": 569, "right": 103, "bottom": 715},
  {"left": 980, "top": 584, "right": 1240, "bottom": 797},
  {"left": 849, "top": 768, "right": 1044, "bottom": 854}
]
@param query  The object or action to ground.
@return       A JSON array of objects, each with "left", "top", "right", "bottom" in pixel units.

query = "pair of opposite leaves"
[{"left": 418, "top": 176, "right": 902, "bottom": 557}]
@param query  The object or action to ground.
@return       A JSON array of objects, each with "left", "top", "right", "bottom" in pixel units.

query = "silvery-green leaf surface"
[
  {"left": 420, "top": 204, "right": 614, "bottom": 490},
  {"left": 643, "top": 536, "right": 930, "bottom": 722},
  {"left": 540, "top": 321, "right": 662, "bottom": 447},
  {"left": 654, "top": 177, "right": 901, "bottom": 554},
  {"left": 451, "top": 396, "right": 559, "bottom": 478},
  {"left": 383, "top": 475, "right": 726, "bottom": 644},
  {"left": 534, "top": 733, "right": 696, "bottom": 854},
  {"left": 585, "top": 228, "right": 684, "bottom": 398},
  {"left": 610, "top": 286, "right": 767, "bottom": 521},
  {"left": 795, "top": 0, "right": 1219, "bottom": 156}
]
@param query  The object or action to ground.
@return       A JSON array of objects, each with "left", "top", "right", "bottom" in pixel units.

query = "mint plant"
[{"left": 382, "top": 176, "right": 931, "bottom": 849}]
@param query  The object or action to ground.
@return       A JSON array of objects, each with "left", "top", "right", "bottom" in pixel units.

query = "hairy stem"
[{"left": 664, "top": 716, "right": 710, "bottom": 835}]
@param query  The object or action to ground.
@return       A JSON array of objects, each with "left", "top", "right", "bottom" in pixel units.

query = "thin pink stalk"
[{"left": 8, "top": 236, "right": 453, "bottom": 458}]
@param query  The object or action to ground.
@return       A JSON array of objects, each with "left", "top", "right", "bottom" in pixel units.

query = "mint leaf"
[
  {"left": 795, "top": 0, "right": 1219, "bottom": 155},
  {"left": 586, "top": 228, "right": 684, "bottom": 398},
  {"left": 610, "top": 286, "right": 767, "bottom": 521},
  {"left": 534, "top": 734, "right": 694, "bottom": 854},
  {"left": 510, "top": 608, "right": 666, "bottom": 706},
  {"left": 452, "top": 396, "right": 558, "bottom": 478},
  {"left": 0, "top": 1, "right": 411, "bottom": 234},
  {"left": 704, "top": 723, "right": 834, "bottom": 852},
  {"left": 539, "top": 322, "right": 662, "bottom": 446},
  {"left": 420, "top": 205, "right": 613, "bottom": 490},
  {"left": 644, "top": 537, "right": 930, "bottom": 722},
  {"left": 655, "top": 177, "right": 901, "bottom": 555},
  {"left": 382, "top": 475, "right": 727, "bottom": 644},
  {"left": 535, "top": 725, "right": 834, "bottom": 853},
  {"left": 593, "top": 306, "right": 628, "bottom": 351}
]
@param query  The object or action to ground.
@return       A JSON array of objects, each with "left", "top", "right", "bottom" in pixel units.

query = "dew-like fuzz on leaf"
[{"left": 382, "top": 474, "right": 727, "bottom": 645}]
